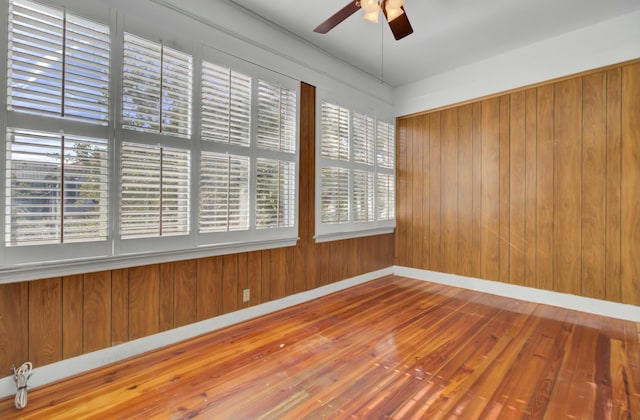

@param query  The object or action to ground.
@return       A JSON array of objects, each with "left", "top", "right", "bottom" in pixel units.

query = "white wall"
[{"left": 393, "top": 10, "right": 640, "bottom": 117}]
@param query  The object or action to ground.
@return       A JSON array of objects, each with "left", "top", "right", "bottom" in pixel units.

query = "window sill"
[
  {"left": 314, "top": 227, "right": 395, "bottom": 243},
  {"left": 0, "top": 237, "right": 299, "bottom": 285}
]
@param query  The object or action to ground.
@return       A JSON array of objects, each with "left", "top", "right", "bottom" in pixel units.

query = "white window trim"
[{"left": 315, "top": 91, "right": 395, "bottom": 243}]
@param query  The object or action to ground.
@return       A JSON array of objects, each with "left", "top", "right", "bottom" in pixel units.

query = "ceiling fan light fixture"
[
  {"left": 362, "top": 10, "right": 380, "bottom": 23},
  {"left": 386, "top": 0, "right": 404, "bottom": 8},
  {"left": 385, "top": 4, "right": 404, "bottom": 22},
  {"left": 360, "top": 0, "right": 380, "bottom": 13}
]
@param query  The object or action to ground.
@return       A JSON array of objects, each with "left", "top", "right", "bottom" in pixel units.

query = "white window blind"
[
  {"left": 320, "top": 102, "right": 349, "bottom": 161},
  {"left": 7, "top": 0, "right": 110, "bottom": 123},
  {"left": 376, "top": 173, "right": 395, "bottom": 221},
  {"left": 256, "top": 159, "right": 295, "bottom": 229},
  {"left": 122, "top": 33, "right": 192, "bottom": 137},
  {"left": 201, "top": 61, "right": 251, "bottom": 146},
  {"left": 6, "top": 128, "right": 109, "bottom": 246},
  {"left": 200, "top": 152, "right": 249, "bottom": 233},
  {"left": 352, "top": 112, "right": 375, "bottom": 165},
  {"left": 257, "top": 80, "right": 296, "bottom": 153},
  {"left": 321, "top": 167, "right": 349, "bottom": 224},
  {"left": 120, "top": 143, "right": 190, "bottom": 239},
  {"left": 353, "top": 169, "right": 374, "bottom": 222},
  {"left": 376, "top": 121, "right": 395, "bottom": 169}
]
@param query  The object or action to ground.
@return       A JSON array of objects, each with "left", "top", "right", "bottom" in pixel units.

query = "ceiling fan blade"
[
  {"left": 383, "top": 5, "right": 413, "bottom": 40},
  {"left": 314, "top": 1, "right": 361, "bottom": 34}
]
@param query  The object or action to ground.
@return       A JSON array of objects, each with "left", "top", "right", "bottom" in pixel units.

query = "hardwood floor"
[{"left": 1, "top": 275, "right": 638, "bottom": 419}]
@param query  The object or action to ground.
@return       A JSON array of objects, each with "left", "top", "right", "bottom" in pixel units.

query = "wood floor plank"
[{"left": 1, "top": 275, "right": 637, "bottom": 419}]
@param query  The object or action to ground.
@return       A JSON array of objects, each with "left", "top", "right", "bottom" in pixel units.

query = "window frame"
[{"left": 315, "top": 91, "right": 395, "bottom": 243}]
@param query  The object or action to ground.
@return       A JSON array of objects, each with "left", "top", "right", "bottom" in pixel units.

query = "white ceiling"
[{"left": 226, "top": 0, "right": 640, "bottom": 87}]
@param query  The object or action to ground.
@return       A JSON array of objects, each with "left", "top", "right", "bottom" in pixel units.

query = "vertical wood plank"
[
  {"left": 421, "top": 114, "right": 431, "bottom": 269},
  {"left": 441, "top": 108, "right": 458, "bottom": 273},
  {"left": 471, "top": 102, "right": 483, "bottom": 278},
  {"left": 222, "top": 254, "right": 239, "bottom": 314},
  {"left": 509, "top": 91, "right": 526, "bottom": 286},
  {"left": 197, "top": 257, "right": 222, "bottom": 320},
  {"left": 128, "top": 265, "right": 160, "bottom": 340},
  {"left": 536, "top": 85, "right": 555, "bottom": 292},
  {"left": 605, "top": 68, "right": 622, "bottom": 302},
  {"left": 480, "top": 98, "right": 501, "bottom": 282},
  {"left": 174, "top": 259, "right": 197, "bottom": 327},
  {"left": 396, "top": 119, "right": 408, "bottom": 265},
  {"left": 429, "top": 112, "right": 441, "bottom": 272},
  {"left": 159, "top": 263, "right": 175, "bottom": 332},
  {"left": 294, "top": 243, "right": 308, "bottom": 294},
  {"left": 581, "top": 72, "right": 607, "bottom": 299},
  {"left": 318, "top": 243, "right": 330, "bottom": 287},
  {"left": 261, "top": 250, "right": 273, "bottom": 299},
  {"left": 411, "top": 115, "right": 424, "bottom": 268},
  {"left": 330, "top": 240, "right": 343, "bottom": 284},
  {"left": 404, "top": 115, "right": 414, "bottom": 267},
  {"left": 299, "top": 83, "right": 313, "bottom": 245},
  {"left": 270, "top": 249, "right": 286, "bottom": 299},
  {"left": 554, "top": 78, "right": 583, "bottom": 295},
  {"left": 285, "top": 247, "right": 295, "bottom": 296},
  {"left": 29, "top": 278, "right": 63, "bottom": 367},
  {"left": 620, "top": 63, "right": 640, "bottom": 305},
  {"left": 247, "top": 252, "right": 262, "bottom": 306},
  {"left": 111, "top": 269, "right": 129, "bottom": 346},
  {"left": 0, "top": 282, "right": 28, "bottom": 371},
  {"left": 83, "top": 271, "right": 111, "bottom": 353},
  {"left": 457, "top": 104, "right": 473, "bottom": 276},
  {"left": 237, "top": 253, "right": 249, "bottom": 309},
  {"left": 499, "top": 96, "right": 511, "bottom": 284},
  {"left": 524, "top": 89, "right": 538, "bottom": 289},
  {"left": 62, "top": 275, "right": 83, "bottom": 359}
]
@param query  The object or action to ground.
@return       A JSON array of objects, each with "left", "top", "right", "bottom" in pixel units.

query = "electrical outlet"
[{"left": 242, "top": 288, "right": 250, "bottom": 303}]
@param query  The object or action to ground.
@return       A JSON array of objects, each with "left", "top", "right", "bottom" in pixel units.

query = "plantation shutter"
[
  {"left": 120, "top": 143, "right": 190, "bottom": 239},
  {"left": 376, "top": 173, "right": 395, "bottom": 221},
  {"left": 201, "top": 61, "right": 251, "bottom": 146},
  {"left": 376, "top": 121, "right": 395, "bottom": 169},
  {"left": 122, "top": 33, "right": 192, "bottom": 137},
  {"left": 320, "top": 102, "right": 350, "bottom": 161},
  {"left": 257, "top": 80, "right": 296, "bottom": 153},
  {"left": 200, "top": 152, "right": 249, "bottom": 232},
  {"left": 255, "top": 159, "right": 295, "bottom": 229},
  {"left": 320, "top": 167, "right": 349, "bottom": 224},
  {"left": 6, "top": 129, "right": 108, "bottom": 246},
  {"left": 7, "top": 0, "right": 110, "bottom": 123},
  {"left": 352, "top": 169, "right": 374, "bottom": 222},
  {"left": 352, "top": 112, "right": 374, "bottom": 165}
]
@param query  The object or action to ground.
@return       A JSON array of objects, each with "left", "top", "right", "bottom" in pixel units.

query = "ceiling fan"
[{"left": 314, "top": 0, "right": 413, "bottom": 41}]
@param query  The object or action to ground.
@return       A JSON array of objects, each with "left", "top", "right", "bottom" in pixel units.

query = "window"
[
  {"left": 200, "top": 152, "right": 249, "bottom": 233},
  {"left": 122, "top": 33, "right": 192, "bottom": 137},
  {"left": 1, "top": 1, "right": 300, "bottom": 277},
  {"left": 4, "top": 0, "right": 111, "bottom": 265},
  {"left": 197, "top": 53, "right": 298, "bottom": 246},
  {"left": 7, "top": 0, "right": 110, "bottom": 123},
  {"left": 316, "top": 100, "right": 395, "bottom": 241},
  {"left": 120, "top": 143, "right": 190, "bottom": 239},
  {"left": 255, "top": 80, "right": 297, "bottom": 229},
  {"left": 6, "top": 129, "right": 108, "bottom": 245}
]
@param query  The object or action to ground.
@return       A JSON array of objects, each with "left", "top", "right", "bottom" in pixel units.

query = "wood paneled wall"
[
  {"left": 0, "top": 83, "right": 394, "bottom": 372},
  {"left": 396, "top": 61, "right": 640, "bottom": 306}
]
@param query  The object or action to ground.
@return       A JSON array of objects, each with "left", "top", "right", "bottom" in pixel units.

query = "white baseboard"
[
  {"left": 394, "top": 266, "right": 640, "bottom": 323},
  {"left": 0, "top": 267, "right": 393, "bottom": 399}
]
